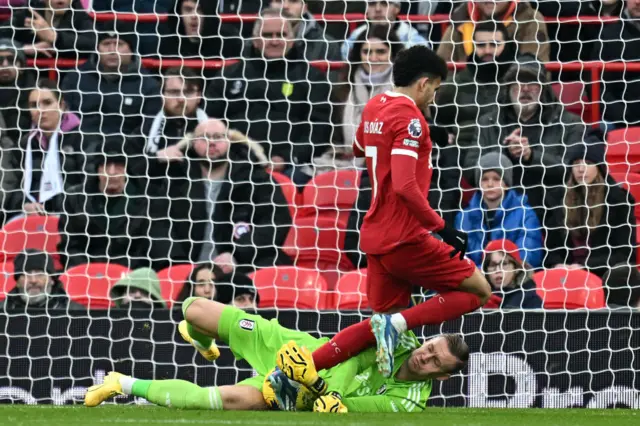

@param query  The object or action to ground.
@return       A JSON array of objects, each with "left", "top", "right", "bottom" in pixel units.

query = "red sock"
[
  {"left": 312, "top": 319, "right": 375, "bottom": 371},
  {"left": 401, "top": 291, "right": 482, "bottom": 330}
]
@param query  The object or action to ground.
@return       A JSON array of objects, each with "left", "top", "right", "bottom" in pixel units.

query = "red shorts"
[{"left": 366, "top": 235, "right": 476, "bottom": 312}]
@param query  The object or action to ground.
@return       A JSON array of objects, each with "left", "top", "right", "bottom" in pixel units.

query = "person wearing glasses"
[{"left": 481, "top": 239, "right": 543, "bottom": 309}]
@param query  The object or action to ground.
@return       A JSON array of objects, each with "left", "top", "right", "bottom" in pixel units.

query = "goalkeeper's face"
[{"left": 407, "top": 336, "right": 461, "bottom": 379}]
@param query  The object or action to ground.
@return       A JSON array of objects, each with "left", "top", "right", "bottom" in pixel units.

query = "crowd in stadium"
[{"left": 0, "top": 0, "right": 639, "bottom": 312}]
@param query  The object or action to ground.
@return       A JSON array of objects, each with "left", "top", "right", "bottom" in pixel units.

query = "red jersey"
[{"left": 352, "top": 91, "right": 445, "bottom": 255}]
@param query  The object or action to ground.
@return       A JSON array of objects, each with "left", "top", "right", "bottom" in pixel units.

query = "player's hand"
[
  {"left": 313, "top": 392, "right": 348, "bottom": 413},
  {"left": 276, "top": 341, "right": 327, "bottom": 395},
  {"left": 437, "top": 224, "right": 468, "bottom": 260}
]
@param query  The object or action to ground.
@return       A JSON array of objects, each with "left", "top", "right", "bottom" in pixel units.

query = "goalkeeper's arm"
[{"left": 341, "top": 395, "right": 424, "bottom": 413}]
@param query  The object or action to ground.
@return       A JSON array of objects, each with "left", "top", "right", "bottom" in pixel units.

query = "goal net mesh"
[{"left": 0, "top": 0, "right": 639, "bottom": 409}]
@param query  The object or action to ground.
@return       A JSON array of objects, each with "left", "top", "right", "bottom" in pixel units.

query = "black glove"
[{"left": 437, "top": 224, "right": 468, "bottom": 260}]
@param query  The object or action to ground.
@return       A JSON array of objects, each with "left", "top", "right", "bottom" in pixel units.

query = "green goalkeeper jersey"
[{"left": 321, "top": 332, "right": 432, "bottom": 413}]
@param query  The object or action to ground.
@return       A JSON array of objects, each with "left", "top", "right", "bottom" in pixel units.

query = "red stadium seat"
[
  {"left": 298, "top": 170, "right": 361, "bottom": 220},
  {"left": 0, "top": 261, "right": 16, "bottom": 302},
  {"left": 249, "top": 266, "right": 330, "bottom": 309},
  {"left": 268, "top": 171, "right": 299, "bottom": 217},
  {"left": 552, "top": 82, "right": 594, "bottom": 124},
  {"left": 60, "top": 263, "right": 131, "bottom": 309},
  {"left": 606, "top": 127, "right": 640, "bottom": 174},
  {"left": 157, "top": 264, "right": 195, "bottom": 308},
  {"left": 283, "top": 214, "right": 355, "bottom": 279},
  {"left": 333, "top": 269, "right": 369, "bottom": 310},
  {"left": 0, "top": 215, "right": 62, "bottom": 270},
  {"left": 533, "top": 268, "right": 605, "bottom": 309}
]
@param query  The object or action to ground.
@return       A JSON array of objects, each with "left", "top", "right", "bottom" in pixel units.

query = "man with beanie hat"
[
  {"left": 58, "top": 135, "right": 183, "bottom": 272},
  {"left": 462, "top": 53, "right": 586, "bottom": 221},
  {"left": 455, "top": 152, "right": 544, "bottom": 268},
  {"left": 0, "top": 249, "right": 83, "bottom": 311},
  {"left": 60, "top": 19, "right": 161, "bottom": 137},
  {"left": 213, "top": 272, "right": 259, "bottom": 309},
  {"left": 341, "top": 1, "right": 429, "bottom": 59}
]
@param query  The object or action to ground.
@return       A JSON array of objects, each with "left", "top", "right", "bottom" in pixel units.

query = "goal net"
[{"left": 0, "top": 0, "right": 639, "bottom": 409}]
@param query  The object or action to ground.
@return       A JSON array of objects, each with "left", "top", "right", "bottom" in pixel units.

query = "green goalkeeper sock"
[
  {"left": 182, "top": 296, "right": 214, "bottom": 349},
  {"left": 131, "top": 379, "right": 223, "bottom": 410}
]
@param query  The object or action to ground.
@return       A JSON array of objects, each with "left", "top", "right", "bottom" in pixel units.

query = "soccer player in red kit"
[{"left": 272, "top": 46, "right": 491, "bottom": 401}]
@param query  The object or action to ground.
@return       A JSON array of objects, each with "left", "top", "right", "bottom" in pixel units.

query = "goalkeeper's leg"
[{"left": 85, "top": 371, "right": 266, "bottom": 410}]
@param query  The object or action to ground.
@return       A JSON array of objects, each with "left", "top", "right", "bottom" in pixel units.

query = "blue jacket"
[{"left": 455, "top": 190, "right": 544, "bottom": 268}]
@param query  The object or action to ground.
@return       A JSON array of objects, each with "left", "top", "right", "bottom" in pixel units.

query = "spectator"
[
  {"left": 175, "top": 263, "right": 225, "bottom": 304},
  {"left": 158, "top": 0, "right": 242, "bottom": 61},
  {"left": 138, "top": 67, "right": 207, "bottom": 158},
  {"left": 481, "top": 239, "right": 543, "bottom": 309},
  {"left": 3, "top": 79, "right": 88, "bottom": 224},
  {"left": 310, "top": 26, "right": 399, "bottom": 176},
  {"left": 544, "top": 139, "right": 636, "bottom": 278},
  {"left": 437, "top": 0, "right": 549, "bottom": 63},
  {"left": 4, "top": 0, "right": 96, "bottom": 60},
  {"left": 201, "top": 0, "right": 263, "bottom": 38},
  {"left": 434, "top": 22, "right": 516, "bottom": 141},
  {"left": 591, "top": 0, "right": 640, "bottom": 128},
  {"left": 269, "top": 0, "right": 341, "bottom": 61},
  {"left": 214, "top": 272, "right": 259, "bottom": 309},
  {"left": 455, "top": 153, "right": 543, "bottom": 268},
  {"left": 205, "top": 8, "right": 332, "bottom": 185},
  {"left": 60, "top": 19, "right": 162, "bottom": 137},
  {"left": 181, "top": 119, "right": 292, "bottom": 271},
  {"left": 0, "top": 39, "right": 35, "bottom": 144},
  {"left": 0, "top": 249, "right": 84, "bottom": 311},
  {"left": 58, "top": 137, "right": 181, "bottom": 271},
  {"left": 602, "top": 266, "right": 640, "bottom": 308},
  {"left": 462, "top": 54, "right": 585, "bottom": 220},
  {"left": 342, "top": 1, "right": 429, "bottom": 60},
  {"left": 110, "top": 267, "right": 168, "bottom": 309}
]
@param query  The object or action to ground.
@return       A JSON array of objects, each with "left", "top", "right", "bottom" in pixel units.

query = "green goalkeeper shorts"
[{"left": 218, "top": 306, "right": 329, "bottom": 389}]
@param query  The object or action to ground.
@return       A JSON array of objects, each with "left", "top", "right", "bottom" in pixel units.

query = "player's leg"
[
  {"left": 85, "top": 371, "right": 266, "bottom": 410},
  {"left": 308, "top": 255, "right": 408, "bottom": 373},
  {"left": 378, "top": 238, "right": 491, "bottom": 334},
  {"left": 179, "top": 297, "right": 227, "bottom": 360}
]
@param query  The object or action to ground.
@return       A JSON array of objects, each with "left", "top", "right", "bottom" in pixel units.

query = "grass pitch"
[{"left": 1, "top": 406, "right": 638, "bottom": 426}]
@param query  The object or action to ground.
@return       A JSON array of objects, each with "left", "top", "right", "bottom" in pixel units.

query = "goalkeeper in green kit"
[{"left": 84, "top": 297, "right": 469, "bottom": 413}]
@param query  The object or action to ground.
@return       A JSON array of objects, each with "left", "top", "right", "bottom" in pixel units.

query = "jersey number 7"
[{"left": 365, "top": 146, "right": 378, "bottom": 200}]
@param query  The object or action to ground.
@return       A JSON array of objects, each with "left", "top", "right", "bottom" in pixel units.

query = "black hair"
[
  {"left": 163, "top": 67, "right": 204, "bottom": 94},
  {"left": 392, "top": 45, "right": 448, "bottom": 87},
  {"left": 176, "top": 263, "right": 225, "bottom": 303},
  {"left": 473, "top": 21, "right": 509, "bottom": 42},
  {"left": 347, "top": 24, "right": 402, "bottom": 83}
]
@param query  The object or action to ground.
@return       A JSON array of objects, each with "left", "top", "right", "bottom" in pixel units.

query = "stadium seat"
[
  {"left": 249, "top": 266, "right": 331, "bottom": 309},
  {"left": 298, "top": 170, "right": 361, "bottom": 220},
  {"left": 0, "top": 261, "right": 16, "bottom": 302},
  {"left": 552, "top": 82, "right": 594, "bottom": 123},
  {"left": 268, "top": 171, "right": 299, "bottom": 217},
  {"left": 533, "top": 268, "right": 606, "bottom": 309},
  {"left": 606, "top": 127, "right": 640, "bottom": 174},
  {"left": 60, "top": 263, "right": 131, "bottom": 309},
  {"left": 283, "top": 214, "right": 355, "bottom": 283},
  {"left": 157, "top": 264, "right": 195, "bottom": 308},
  {"left": 333, "top": 269, "right": 369, "bottom": 310},
  {"left": 0, "top": 215, "right": 62, "bottom": 270}
]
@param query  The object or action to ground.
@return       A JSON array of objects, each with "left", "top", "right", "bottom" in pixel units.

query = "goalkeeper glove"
[
  {"left": 437, "top": 224, "right": 468, "bottom": 260},
  {"left": 276, "top": 341, "right": 328, "bottom": 395},
  {"left": 313, "top": 392, "right": 347, "bottom": 413}
]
